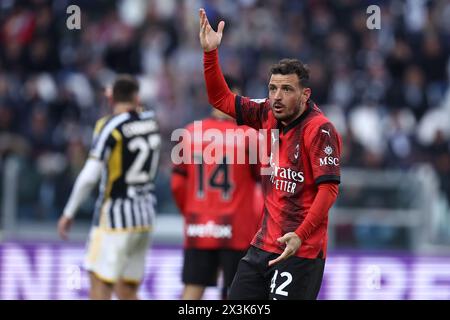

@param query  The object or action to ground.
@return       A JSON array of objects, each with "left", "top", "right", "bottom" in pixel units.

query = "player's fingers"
[
  {"left": 58, "top": 225, "right": 67, "bottom": 240},
  {"left": 203, "top": 16, "right": 210, "bottom": 33},
  {"left": 199, "top": 9, "right": 206, "bottom": 33},
  {"left": 200, "top": 16, "right": 205, "bottom": 34},
  {"left": 204, "top": 14, "right": 212, "bottom": 29},
  {"left": 268, "top": 249, "right": 291, "bottom": 267},
  {"left": 268, "top": 256, "right": 281, "bottom": 267},
  {"left": 217, "top": 21, "right": 225, "bottom": 36},
  {"left": 58, "top": 219, "right": 71, "bottom": 240},
  {"left": 268, "top": 254, "right": 285, "bottom": 267},
  {"left": 276, "top": 234, "right": 289, "bottom": 244},
  {"left": 199, "top": 8, "right": 205, "bottom": 26}
]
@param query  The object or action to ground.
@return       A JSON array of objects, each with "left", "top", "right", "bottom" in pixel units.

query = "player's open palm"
[{"left": 199, "top": 8, "right": 225, "bottom": 52}]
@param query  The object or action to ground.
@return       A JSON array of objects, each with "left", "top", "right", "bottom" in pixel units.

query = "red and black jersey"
[
  {"left": 203, "top": 49, "right": 342, "bottom": 259},
  {"left": 236, "top": 97, "right": 341, "bottom": 259},
  {"left": 171, "top": 117, "right": 263, "bottom": 250}
]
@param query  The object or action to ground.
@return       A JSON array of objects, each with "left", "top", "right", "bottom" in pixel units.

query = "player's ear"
[
  {"left": 134, "top": 93, "right": 141, "bottom": 106},
  {"left": 104, "top": 86, "right": 113, "bottom": 105},
  {"left": 302, "top": 87, "right": 311, "bottom": 103}
]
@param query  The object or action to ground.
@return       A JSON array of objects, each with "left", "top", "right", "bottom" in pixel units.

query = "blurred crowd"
[{"left": 0, "top": 0, "right": 449, "bottom": 222}]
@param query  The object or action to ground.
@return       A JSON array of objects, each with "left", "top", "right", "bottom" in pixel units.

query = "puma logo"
[{"left": 321, "top": 129, "right": 331, "bottom": 137}]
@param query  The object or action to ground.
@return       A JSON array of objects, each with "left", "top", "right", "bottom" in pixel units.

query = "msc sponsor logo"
[
  {"left": 319, "top": 156, "right": 339, "bottom": 166},
  {"left": 319, "top": 145, "right": 339, "bottom": 166}
]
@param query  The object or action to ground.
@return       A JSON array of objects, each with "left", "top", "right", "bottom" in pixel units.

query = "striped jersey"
[{"left": 89, "top": 110, "right": 161, "bottom": 232}]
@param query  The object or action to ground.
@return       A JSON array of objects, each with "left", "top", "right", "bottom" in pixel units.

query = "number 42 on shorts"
[{"left": 270, "top": 270, "right": 293, "bottom": 299}]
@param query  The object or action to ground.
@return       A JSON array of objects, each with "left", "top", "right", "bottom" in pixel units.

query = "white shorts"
[{"left": 84, "top": 227, "right": 151, "bottom": 284}]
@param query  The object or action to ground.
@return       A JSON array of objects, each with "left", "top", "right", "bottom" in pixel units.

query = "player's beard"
[{"left": 271, "top": 103, "right": 302, "bottom": 124}]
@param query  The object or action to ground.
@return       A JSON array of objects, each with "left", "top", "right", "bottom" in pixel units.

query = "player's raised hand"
[
  {"left": 199, "top": 8, "right": 225, "bottom": 52},
  {"left": 268, "top": 232, "right": 302, "bottom": 267},
  {"left": 57, "top": 215, "right": 73, "bottom": 240}
]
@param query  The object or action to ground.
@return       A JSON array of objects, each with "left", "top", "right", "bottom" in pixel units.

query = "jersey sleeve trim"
[{"left": 315, "top": 175, "right": 340, "bottom": 185}]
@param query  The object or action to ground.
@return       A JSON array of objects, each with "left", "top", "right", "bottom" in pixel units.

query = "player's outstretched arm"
[
  {"left": 57, "top": 158, "right": 102, "bottom": 240},
  {"left": 200, "top": 9, "right": 237, "bottom": 118},
  {"left": 199, "top": 8, "right": 225, "bottom": 52}
]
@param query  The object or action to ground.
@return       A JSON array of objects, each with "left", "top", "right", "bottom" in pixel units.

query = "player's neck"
[{"left": 113, "top": 103, "right": 136, "bottom": 115}]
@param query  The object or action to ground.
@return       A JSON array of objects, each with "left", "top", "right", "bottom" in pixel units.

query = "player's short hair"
[
  {"left": 270, "top": 59, "right": 310, "bottom": 88},
  {"left": 112, "top": 75, "right": 139, "bottom": 103}
]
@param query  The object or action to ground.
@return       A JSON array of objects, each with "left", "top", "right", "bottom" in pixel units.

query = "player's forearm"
[
  {"left": 295, "top": 183, "right": 339, "bottom": 242},
  {"left": 63, "top": 158, "right": 102, "bottom": 219},
  {"left": 204, "top": 49, "right": 236, "bottom": 117}
]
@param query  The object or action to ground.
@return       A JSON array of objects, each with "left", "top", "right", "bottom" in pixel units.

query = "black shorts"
[
  {"left": 228, "top": 246, "right": 325, "bottom": 300},
  {"left": 182, "top": 248, "right": 247, "bottom": 288}
]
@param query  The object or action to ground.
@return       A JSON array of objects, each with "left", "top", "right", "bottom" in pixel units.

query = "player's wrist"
[
  {"left": 204, "top": 48, "right": 218, "bottom": 55},
  {"left": 293, "top": 229, "right": 305, "bottom": 243},
  {"left": 62, "top": 211, "right": 74, "bottom": 219},
  {"left": 203, "top": 46, "right": 218, "bottom": 52}
]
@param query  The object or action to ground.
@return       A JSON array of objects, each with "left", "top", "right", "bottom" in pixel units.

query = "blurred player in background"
[
  {"left": 57, "top": 75, "right": 161, "bottom": 300},
  {"left": 199, "top": 9, "right": 341, "bottom": 300},
  {"left": 171, "top": 77, "right": 263, "bottom": 300}
]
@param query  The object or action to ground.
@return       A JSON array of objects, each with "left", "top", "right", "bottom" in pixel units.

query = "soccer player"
[
  {"left": 57, "top": 75, "right": 161, "bottom": 300},
  {"left": 171, "top": 77, "right": 263, "bottom": 300},
  {"left": 199, "top": 9, "right": 341, "bottom": 300}
]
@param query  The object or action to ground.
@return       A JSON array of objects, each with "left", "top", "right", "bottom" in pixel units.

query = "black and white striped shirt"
[{"left": 90, "top": 110, "right": 161, "bottom": 231}]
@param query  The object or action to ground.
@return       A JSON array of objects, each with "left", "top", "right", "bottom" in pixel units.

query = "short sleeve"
[{"left": 308, "top": 122, "right": 342, "bottom": 185}]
